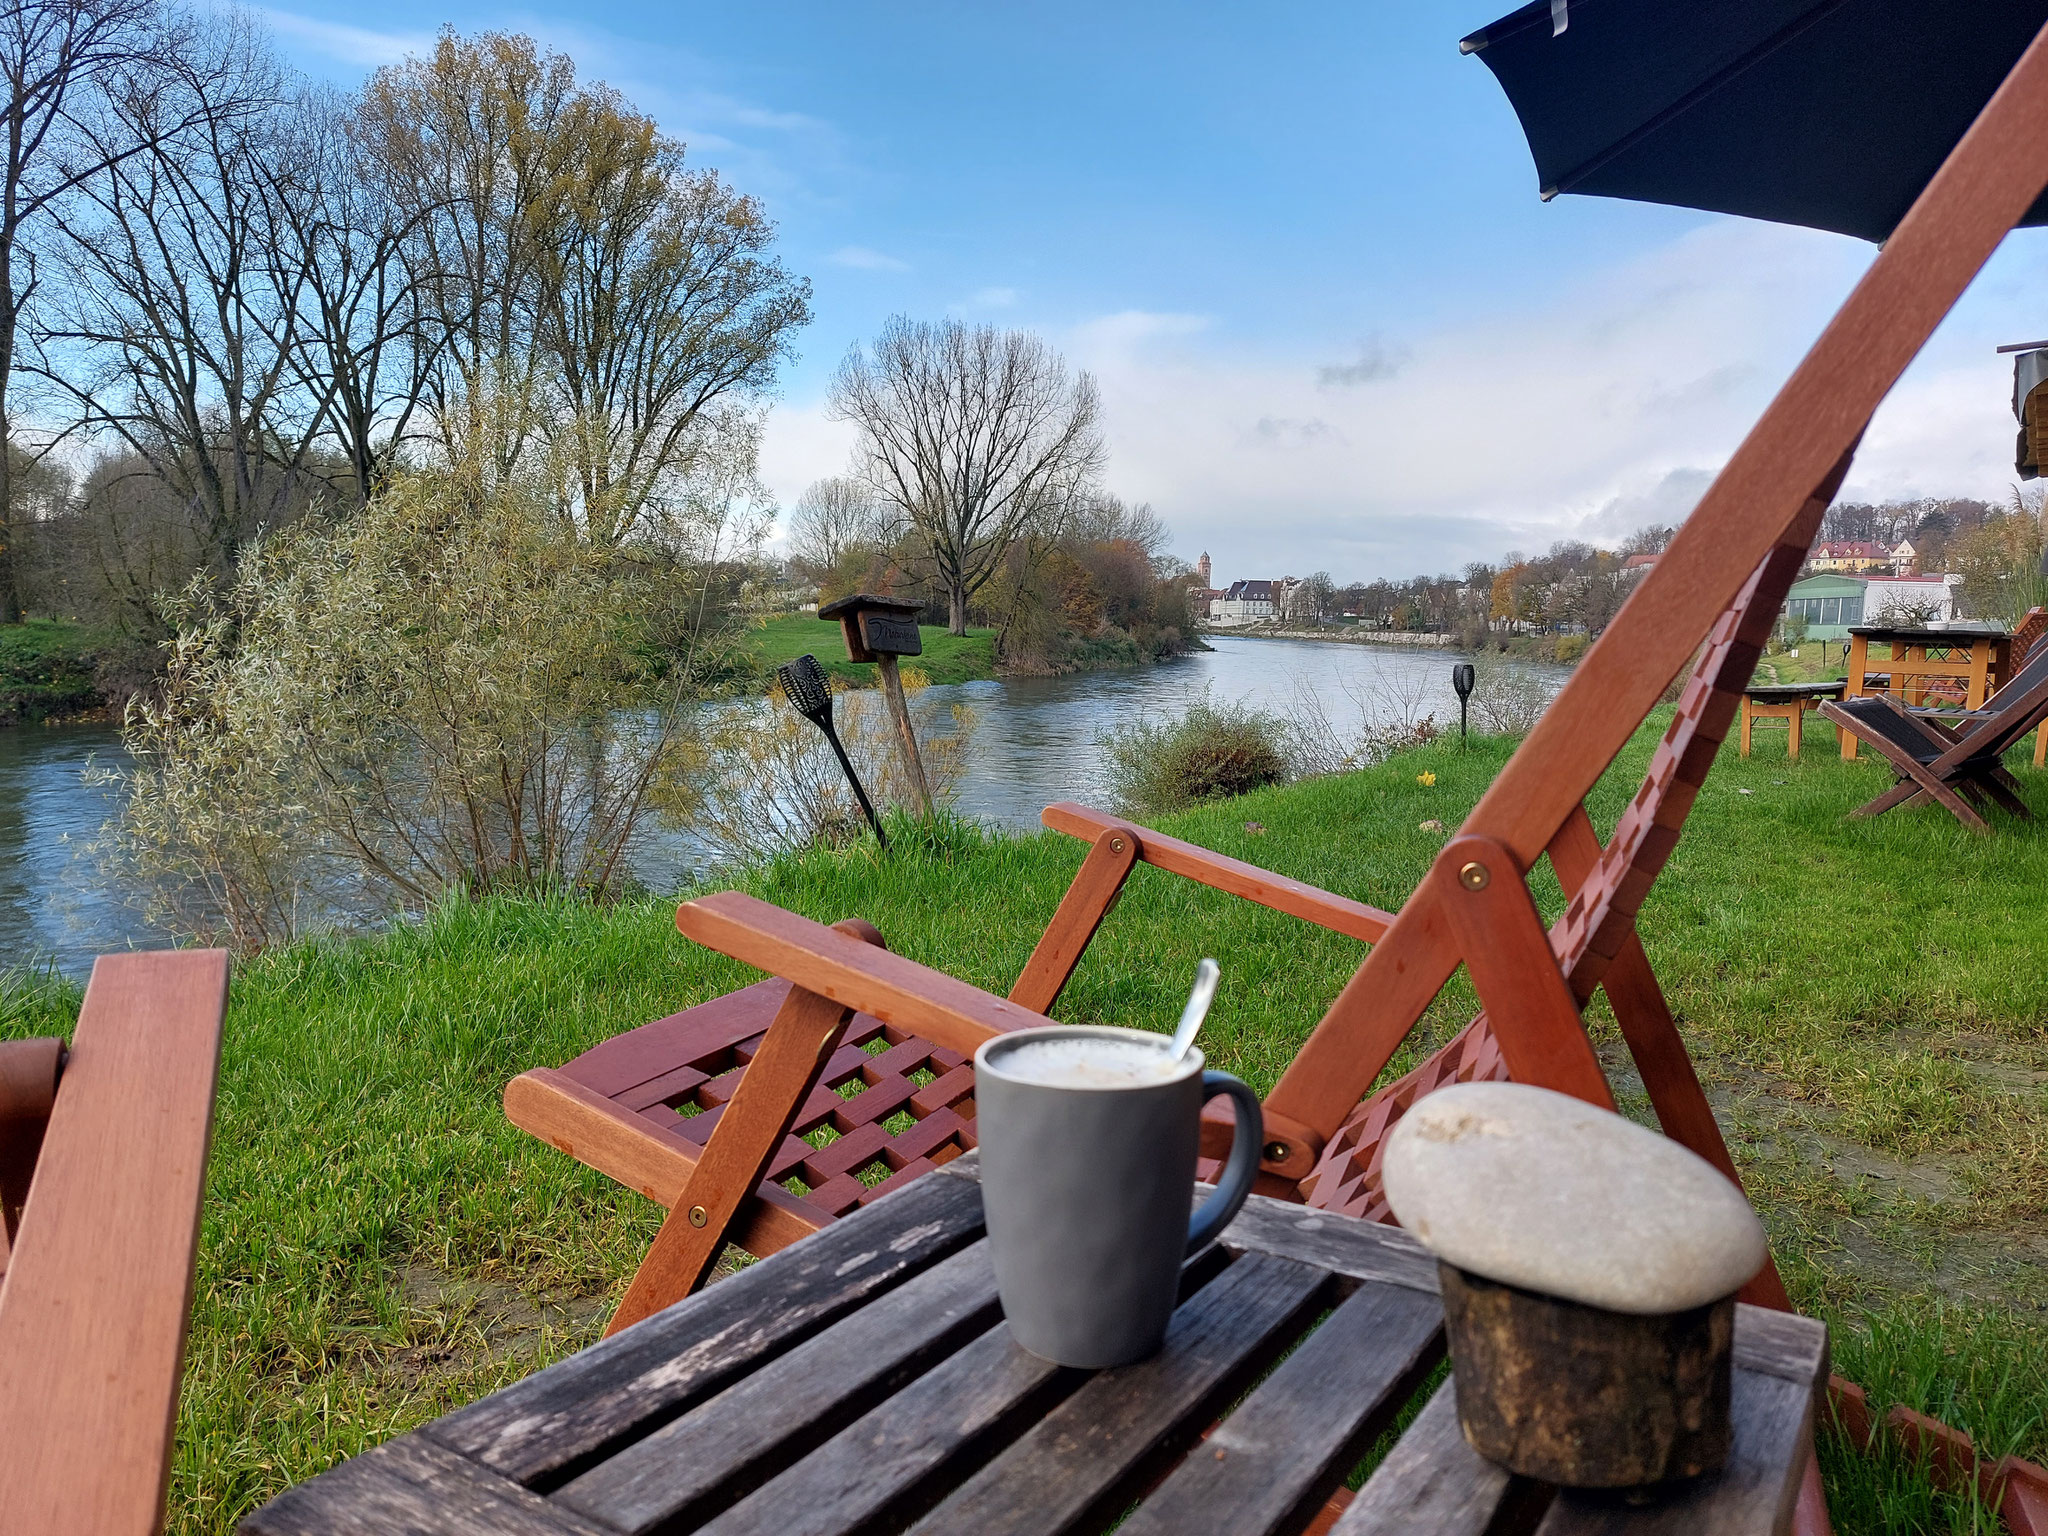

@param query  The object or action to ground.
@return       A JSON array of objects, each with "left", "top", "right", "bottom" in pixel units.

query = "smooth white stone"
[{"left": 1382, "top": 1082, "right": 1768, "bottom": 1315}]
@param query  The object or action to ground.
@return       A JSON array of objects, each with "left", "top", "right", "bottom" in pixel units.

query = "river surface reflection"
[{"left": 0, "top": 636, "right": 1560, "bottom": 977}]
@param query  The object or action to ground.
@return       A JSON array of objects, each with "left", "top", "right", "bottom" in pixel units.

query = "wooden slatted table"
[
  {"left": 242, "top": 1159, "right": 1828, "bottom": 1536},
  {"left": 1739, "top": 681, "right": 1845, "bottom": 759},
  {"left": 1841, "top": 625, "right": 2011, "bottom": 760}
]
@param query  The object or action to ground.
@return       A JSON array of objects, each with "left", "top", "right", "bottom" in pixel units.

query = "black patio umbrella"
[{"left": 1462, "top": 0, "right": 2048, "bottom": 243}]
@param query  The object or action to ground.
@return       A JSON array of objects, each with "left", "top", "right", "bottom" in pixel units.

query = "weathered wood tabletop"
[{"left": 243, "top": 1159, "right": 1827, "bottom": 1536}]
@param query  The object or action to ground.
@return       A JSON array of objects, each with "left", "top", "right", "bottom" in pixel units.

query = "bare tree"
[
  {"left": 786, "top": 474, "right": 884, "bottom": 574},
  {"left": 275, "top": 83, "right": 436, "bottom": 507},
  {"left": 355, "top": 31, "right": 576, "bottom": 476},
  {"left": 356, "top": 31, "right": 808, "bottom": 542},
  {"left": 0, "top": 0, "right": 210, "bottom": 622},
  {"left": 43, "top": 14, "right": 316, "bottom": 576},
  {"left": 530, "top": 83, "right": 808, "bottom": 545},
  {"left": 1068, "top": 491, "right": 1169, "bottom": 560},
  {"left": 830, "top": 316, "right": 1103, "bottom": 635}
]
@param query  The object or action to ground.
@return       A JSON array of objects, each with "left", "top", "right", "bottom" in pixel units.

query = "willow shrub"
[
  {"left": 1099, "top": 694, "right": 1291, "bottom": 815},
  {"left": 103, "top": 449, "right": 746, "bottom": 950}
]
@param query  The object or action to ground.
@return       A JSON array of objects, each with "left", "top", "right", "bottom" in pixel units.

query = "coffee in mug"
[{"left": 972, "top": 1025, "right": 1264, "bottom": 1368}]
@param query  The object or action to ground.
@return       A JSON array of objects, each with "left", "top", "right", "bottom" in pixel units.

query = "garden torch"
[{"left": 777, "top": 654, "right": 889, "bottom": 850}]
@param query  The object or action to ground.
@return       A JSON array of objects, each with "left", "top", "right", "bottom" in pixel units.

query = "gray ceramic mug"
[{"left": 972, "top": 1024, "right": 1264, "bottom": 1367}]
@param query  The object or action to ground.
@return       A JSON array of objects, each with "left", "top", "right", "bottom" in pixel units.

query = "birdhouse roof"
[{"left": 817, "top": 592, "right": 922, "bottom": 620}]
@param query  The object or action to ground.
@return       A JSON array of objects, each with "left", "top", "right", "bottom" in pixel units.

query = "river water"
[{"left": 0, "top": 636, "right": 1556, "bottom": 978}]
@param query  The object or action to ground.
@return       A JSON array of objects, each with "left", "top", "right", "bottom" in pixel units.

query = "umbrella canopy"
[{"left": 1463, "top": 0, "right": 2048, "bottom": 242}]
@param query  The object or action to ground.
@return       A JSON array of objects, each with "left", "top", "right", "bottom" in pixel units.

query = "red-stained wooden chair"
[
  {"left": 510, "top": 41, "right": 2048, "bottom": 1533},
  {"left": 0, "top": 950, "right": 229, "bottom": 1536},
  {"left": 504, "top": 809, "right": 1400, "bottom": 1324},
  {"left": 511, "top": 485, "right": 1820, "bottom": 1346}
]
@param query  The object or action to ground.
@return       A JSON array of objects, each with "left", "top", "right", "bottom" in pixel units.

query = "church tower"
[{"left": 1197, "top": 551, "right": 1212, "bottom": 587}]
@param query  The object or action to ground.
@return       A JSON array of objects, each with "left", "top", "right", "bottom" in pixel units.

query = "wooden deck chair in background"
[
  {"left": 509, "top": 36, "right": 2048, "bottom": 1536},
  {"left": 0, "top": 950, "right": 228, "bottom": 1536},
  {"left": 1819, "top": 641, "right": 2048, "bottom": 830}
]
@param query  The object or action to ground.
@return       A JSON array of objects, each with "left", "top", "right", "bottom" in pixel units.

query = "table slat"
[
  {"left": 1537, "top": 1367, "right": 1820, "bottom": 1536},
  {"left": 427, "top": 1165, "right": 984, "bottom": 1485},
  {"left": 904, "top": 1251, "right": 1332, "bottom": 1536},
  {"left": 1220, "top": 1193, "right": 1439, "bottom": 1294},
  {"left": 1332, "top": 1382, "right": 1549, "bottom": 1536},
  {"left": 242, "top": 1435, "right": 615, "bottom": 1536},
  {"left": 1729, "top": 1306, "right": 1829, "bottom": 1384},
  {"left": 693, "top": 1319, "right": 1072, "bottom": 1536},
  {"left": 554, "top": 1241, "right": 1002, "bottom": 1534},
  {"left": 1119, "top": 1278, "right": 1446, "bottom": 1536}
]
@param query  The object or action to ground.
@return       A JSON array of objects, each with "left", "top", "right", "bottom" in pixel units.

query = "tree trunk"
[
  {"left": 0, "top": 241, "right": 19, "bottom": 626},
  {"left": 948, "top": 581, "right": 967, "bottom": 637}
]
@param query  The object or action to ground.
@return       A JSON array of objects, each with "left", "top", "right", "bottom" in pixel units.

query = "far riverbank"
[
  {"left": 1200, "top": 625, "right": 1455, "bottom": 649},
  {"left": 1199, "top": 625, "right": 1590, "bottom": 665}
]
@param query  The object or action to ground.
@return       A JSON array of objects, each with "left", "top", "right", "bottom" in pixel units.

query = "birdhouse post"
[{"left": 817, "top": 593, "right": 934, "bottom": 815}]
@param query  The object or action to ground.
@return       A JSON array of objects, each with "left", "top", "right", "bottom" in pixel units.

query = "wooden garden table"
[
  {"left": 242, "top": 1159, "right": 1828, "bottom": 1536},
  {"left": 1841, "top": 625, "right": 2010, "bottom": 760}
]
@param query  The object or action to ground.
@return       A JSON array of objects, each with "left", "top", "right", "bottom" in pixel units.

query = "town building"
[
  {"left": 1210, "top": 579, "right": 1278, "bottom": 626},
  {"left": 1780, "top": 572, "right": 1961, "bottom": 639},
  {"left": 1806, "top": 540, "right": 1917, "bottom": 575}
]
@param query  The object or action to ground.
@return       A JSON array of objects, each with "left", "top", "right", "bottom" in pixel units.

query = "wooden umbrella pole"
[{"left": 875, "top": 654, "right": 934, "bottom": 816}]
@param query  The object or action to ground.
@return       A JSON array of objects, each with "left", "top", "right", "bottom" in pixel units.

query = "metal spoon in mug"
[{"left": 1170, "top": 959, "right": 1221, "bottom": 1063}]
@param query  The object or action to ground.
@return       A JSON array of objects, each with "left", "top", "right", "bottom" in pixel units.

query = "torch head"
[{"left": 777, "top": 653, "right": 834, "bottom": 724}]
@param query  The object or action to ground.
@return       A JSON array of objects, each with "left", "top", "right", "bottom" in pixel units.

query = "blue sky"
[{"left": 265, "top": 2, "right": 2048, "bottom": 583}]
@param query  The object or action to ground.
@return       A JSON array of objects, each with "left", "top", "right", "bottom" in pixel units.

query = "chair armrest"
[
  {"left": 1041, "top": 801, "right": 1394, "bottom": 944},
  {"left": 0, "top": 949, "right": 228, "bottom": 1536},
  {"left": 676, "top": 892, "right": 1052, "bottom": 1057}
]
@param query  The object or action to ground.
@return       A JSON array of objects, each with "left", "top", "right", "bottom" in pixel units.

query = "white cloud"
[
  {"left": 1072, "top": 310, "right": 1211, "bottom": 354},
  {"left": 1056, "top": 220, "right": 1941, "bottom": 579},
  {"left": 828, "top": 245, "right": 911, "bottom": 272},
  {"left": 261, "top": 8, "right": 432, "bottom": 66},
  {"left": 757, "top": 403, "right": 860, "bottom": 540},
  {"left": 957, "top": 286, "right": 1020, "bottom": 310}
]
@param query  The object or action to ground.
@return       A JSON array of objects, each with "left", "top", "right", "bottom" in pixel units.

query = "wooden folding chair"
[
  {"left": 505, "top": 810, "right": 1398, "bottom": 1317},
  {"left": 515, "top": 456, "right": 1833, "bottom": 1344},
  {"left": 521, "top": 17, "right": 2048, "bottom": 1309},
  {"left": 0, "top": 950, "right": 228, "bottom": 1536},
  {"left": 503, "top": 39, "right": 2048, "bottom": 1536},
  {"left": 1820, "top": 642, "right": 2048, "bottom": 829}
]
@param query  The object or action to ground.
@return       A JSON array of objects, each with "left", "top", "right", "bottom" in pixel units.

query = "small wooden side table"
[
  {"left": 1842, "top": 626, "right": 2010, "bottom": 761},
  {"left": 244, "top": 1160, "right": 1829, "bottom": 1536},
  {"left": 1740, "top": 682, "right": 1845, "bottom": 760}
]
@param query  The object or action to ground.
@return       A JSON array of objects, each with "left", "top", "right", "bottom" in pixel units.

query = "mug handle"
[{"left": 1186, "top": 1071, "right": 1264, "bottom": 1254}]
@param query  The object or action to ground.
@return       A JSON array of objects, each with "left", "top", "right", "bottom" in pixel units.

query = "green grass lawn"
[
  {"left": 748, "top": 612, "right": 998, "bottom": 688},
  {"left": 0, "top": 617, "right": 105, "bottom": 721},
  {"left": 5, "top": 715, "right": 2045, "bottom": 1532}
]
